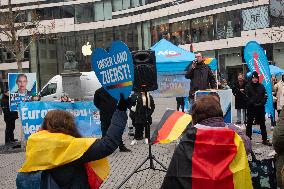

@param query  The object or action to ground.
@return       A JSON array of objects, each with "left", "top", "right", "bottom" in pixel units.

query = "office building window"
[
  {"left": 62, "top": 5, "right": 74, "bottom": 18},
  {"left": 191, "top": 16, "right": 214, "bottom": 43},
  {"left": 112, "top": 0, "right": 123, "bottom": 11},
  {"left": 35, "top": 9, "right": 44, "bottom": 20},
  {"left": 75, "top": 3, "right": 94, "bottom": 23},
  {"left": 15, "top": 11, "right": 28, "bottom": 23},
  {"left": 270, "top": 0, "right": 284, "bottom": 27},
  {"left": 43, "top": 7, "right": 61, "bottom": 20},
  {"left": 170, "top": 20, "right": 191, "bottom": 45},
  {"left": 123, "top": 0, "right": 131, "bottom": 9},
  {"left": 131, "top": 0, "right": 140, "bottom": 7},
  {"left": 94, "top": 1, "right": 105, "bottom": 21},
  {"left": 55, "top": 32, "right": 76, "bottom": 73},
  {"left": 104, "top": 0, "right": 112, "bottom": 20},
  {"left": 75, "top": 30, "right": 95, "bottom": 71},
  {"left": 215, "top": 10, "right": 241, "bottom": 40},
  {"left": 95, "top": 28, "right": 114, "bottom": 49},
  {"left": 151, "top": 18, "right": 170, "bottom": 45},
  {"left": 114, "top": 24, "right": 138, "bottom": 51}
]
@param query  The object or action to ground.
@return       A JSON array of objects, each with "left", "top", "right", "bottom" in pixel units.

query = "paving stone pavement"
[{"left": 0, "top": 97, "right": 275, "bottom": 189}]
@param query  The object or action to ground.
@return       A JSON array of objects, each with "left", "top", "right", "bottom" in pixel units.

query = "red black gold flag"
[
  {"left": 161, "top": 126, "right": 252, "bottom": 189},
  {"left": 151, "top": 109, "right": 192, "bottom": 144},
  {"left": 19, "top": 130, "right": 109, "bottom": 189}
]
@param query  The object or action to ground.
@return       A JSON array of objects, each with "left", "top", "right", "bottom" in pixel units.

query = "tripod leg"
[
  {"left": 116, "top": 156, "right": 150, "bottom": 189},
  {"left": 152, "top": 156, "right": 167, "bottom": 171}
]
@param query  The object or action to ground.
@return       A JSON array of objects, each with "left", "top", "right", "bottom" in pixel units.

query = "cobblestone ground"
[{"left": 0, "top": 98, "right": 275, "bottom": 189}]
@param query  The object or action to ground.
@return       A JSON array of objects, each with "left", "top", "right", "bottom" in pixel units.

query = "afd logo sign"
[{"left": 157, "top": 50, "right": 181, "bottom": 57}]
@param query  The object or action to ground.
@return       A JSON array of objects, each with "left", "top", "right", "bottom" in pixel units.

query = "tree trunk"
[{"left": 8, "top": 0, "right": 22, "bottom": 72}]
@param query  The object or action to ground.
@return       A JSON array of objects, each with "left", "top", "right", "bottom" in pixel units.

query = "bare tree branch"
[
  {"left": 0, "top": 38, "right": 16, "bottom": 57},
  {"left": 0, "top": 0, "right": 55, "bottom": 71},
  {"left": 21, "top": 39, "right": 33, "bottom": 55}
]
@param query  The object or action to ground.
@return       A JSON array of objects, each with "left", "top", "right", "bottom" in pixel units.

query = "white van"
[{"left": 40, "top": 71, "right": 101, "bottom": 101}]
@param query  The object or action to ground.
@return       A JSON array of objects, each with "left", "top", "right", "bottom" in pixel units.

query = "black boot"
[
  {"left": 119, "top": 145, "right": 131, "bottom": 152},
  {"left": 262, "top": 140, "right": 272, "bottom": 146}
]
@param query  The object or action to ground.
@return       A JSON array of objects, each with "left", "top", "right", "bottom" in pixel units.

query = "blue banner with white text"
[{"left": 18, "top": 101, "right": 101, "bottom": 140}]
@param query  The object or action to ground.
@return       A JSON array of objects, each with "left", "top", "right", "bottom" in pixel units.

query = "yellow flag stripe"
[
  {"left": 89, "top": 158, "right": 110, "bottom": 180},
  {"left": 229, "top": 133, "right": 253, "bottom": 189},
  {"left": 203, "top": 58, "right": 212, "bottom": 64},
  {"left": 159, "top": 114, "right": 192, "bottom": 144}
]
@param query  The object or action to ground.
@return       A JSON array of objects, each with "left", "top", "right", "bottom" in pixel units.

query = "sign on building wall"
[{"left": 242, "top": 6, "right": 269, "bottom": 31}]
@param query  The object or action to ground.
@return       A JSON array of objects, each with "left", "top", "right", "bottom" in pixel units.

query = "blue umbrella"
[{"left": 269, "top": 65, "right": 284, "bottom": 76}]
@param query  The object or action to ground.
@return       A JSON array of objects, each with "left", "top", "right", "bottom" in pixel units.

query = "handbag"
[{"left": 249, "top": 151, "right": 277, "bottom": 189}]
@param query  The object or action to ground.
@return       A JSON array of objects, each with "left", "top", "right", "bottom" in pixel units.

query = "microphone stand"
[{"left": 116, "top": 91, "right": 167, "bottom": 189}]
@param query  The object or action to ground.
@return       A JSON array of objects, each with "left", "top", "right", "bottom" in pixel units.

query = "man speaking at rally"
[{"left": 185, "top": 53, "right": 216, "bottom": 105}]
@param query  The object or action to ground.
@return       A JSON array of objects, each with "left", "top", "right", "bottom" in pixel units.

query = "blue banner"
[
  {"left": 18, "top": 101, "right": 101, "bottom": 140},
  {"left": 8, "top": 73, "right": 37, "bottom": 111},
  {"left": 244, "top": 41, "right": 274, "bottom": 119},
  {"left": 91, "top": 41, "right": 134, "bottom": 100}
]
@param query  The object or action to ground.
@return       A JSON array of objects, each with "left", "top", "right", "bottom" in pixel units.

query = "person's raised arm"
[
  {"left": 78, "top": 94, "right": 129, "bottom": 163},
  {"left": 185, "top": 63, "right": 195, "bottom": 79}
]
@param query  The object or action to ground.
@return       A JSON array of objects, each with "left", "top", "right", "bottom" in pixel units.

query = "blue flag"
[
  {"left": 244, "top": 41, "right": 274, "bottom": 119},
  {"left": 18, "top": 101, "right": 101, "bottom": 140}
]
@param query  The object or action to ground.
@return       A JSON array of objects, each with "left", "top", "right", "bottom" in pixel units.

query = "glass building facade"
[{"left": 1, "top": 0, "right": 284, "bottom": 87}]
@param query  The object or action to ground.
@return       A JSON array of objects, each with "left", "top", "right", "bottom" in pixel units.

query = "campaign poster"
[
  {"left": 195, "top": 89, "right": 233, "bottom": 123},
  {"left": 18, "top": 101, "right": 101, "bottom": 140},
  {"left": 91, "top": 40, "right": 134, "bottom": 100},
  {"left": 8, "top": 73, "right": 37, "bottom": 111},
  {"left": 152, "top": 74, "right": 190, "bottom": 98}
]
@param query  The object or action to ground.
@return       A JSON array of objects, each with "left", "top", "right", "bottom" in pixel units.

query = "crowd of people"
[{"left": 1, "top": 52, "right": 284, "bottom": 188}]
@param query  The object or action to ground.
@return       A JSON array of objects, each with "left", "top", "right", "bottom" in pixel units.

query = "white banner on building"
[{"left": 242, "top": 6, "right": 269, "bottom": 31}]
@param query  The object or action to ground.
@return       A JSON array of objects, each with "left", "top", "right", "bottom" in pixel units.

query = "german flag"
[
  {"left": 19, "top": 130, "right": 109, "bottom": 189},
  {"left": 161, "top": 126, "right": 252, "bottom": 189},
  {"left": 151, "top": 110, "right": 192, "bottom": 144}
]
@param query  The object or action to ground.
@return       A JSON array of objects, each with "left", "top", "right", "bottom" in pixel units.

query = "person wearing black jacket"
[
  {"left": 232, "top": 73, "right": 247, "bottom": 124},
  {"left": 93, "top": 87, "right": 131, "bottom": 152},
  {"left": 245, "top": 71, "right": 270, "bottom": 145},
  {"left": 1, "top": 90, "right": 18, "bottom": 144},
  {"left": 129, "top": 91, "right": 155, "bottom": 145},
  {"left": 185, "top": 53, "right": 217, "bottom": 99}
]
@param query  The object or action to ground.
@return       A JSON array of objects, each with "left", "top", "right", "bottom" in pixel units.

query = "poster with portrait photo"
[{"left": 8, "top": 73, "right": 37, "bottom": 111}]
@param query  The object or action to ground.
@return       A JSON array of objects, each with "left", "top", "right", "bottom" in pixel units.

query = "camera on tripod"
[{"left": 132, "top": 50, "right": 158, "bottom": 92}]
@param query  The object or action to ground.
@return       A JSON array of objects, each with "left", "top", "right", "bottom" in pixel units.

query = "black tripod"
[{"left": 116, "top": 91, "right": 167, "bottom": 189}]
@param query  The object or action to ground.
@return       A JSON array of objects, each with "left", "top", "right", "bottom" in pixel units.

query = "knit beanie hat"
[{"left": 251, "top": 71, "right": 259, "bottom": 80}]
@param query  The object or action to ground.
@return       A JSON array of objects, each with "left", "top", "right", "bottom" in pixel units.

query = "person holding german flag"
[
  {"left": 161, "top": 95, "right": 253, "bottom": 189},
  {"left": 16, "top": 94, "right": 129, "bottom": 189}
]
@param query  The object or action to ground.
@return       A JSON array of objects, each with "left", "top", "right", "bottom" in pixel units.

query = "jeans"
[{"left": 237, "top": 109, "right": 246, "bottom": 123}]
